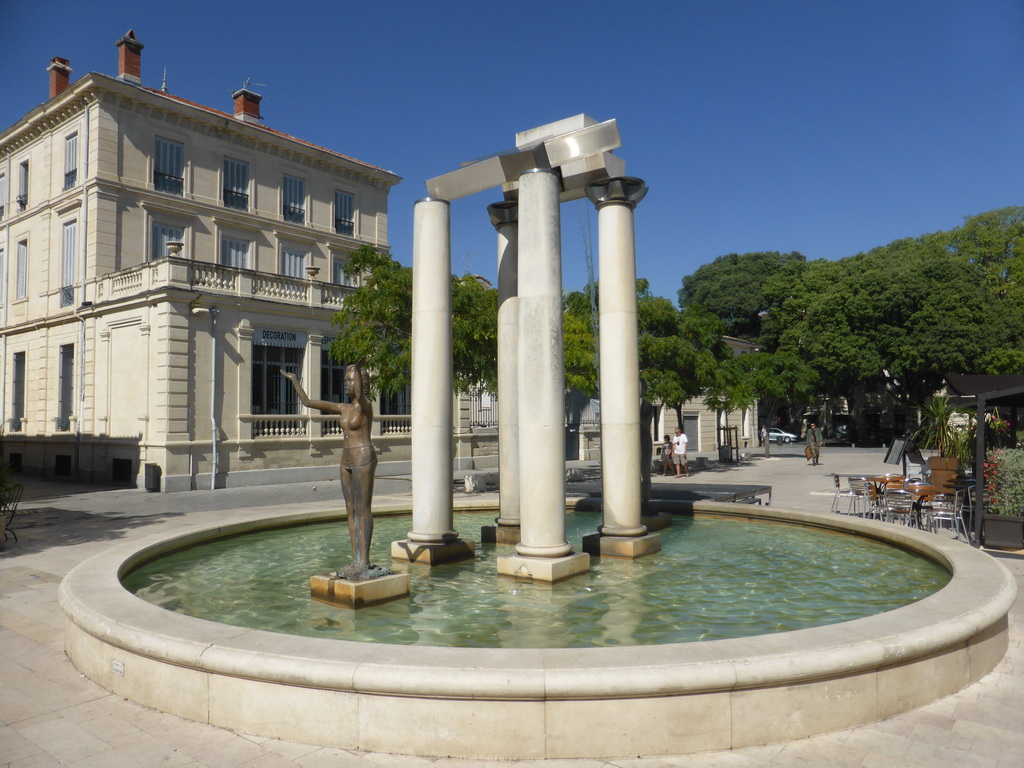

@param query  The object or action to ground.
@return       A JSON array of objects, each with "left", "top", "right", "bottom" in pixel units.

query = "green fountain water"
[{"left": 123, "top": 511, "right": 949, "bottom": 648}]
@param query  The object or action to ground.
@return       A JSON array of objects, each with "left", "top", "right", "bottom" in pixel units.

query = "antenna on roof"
[
  {"left": 161, "top": 67, "right": 168, "bottom": 93},
  {"left": 241, "top": 77, "right": 268, "bottom": 91}
]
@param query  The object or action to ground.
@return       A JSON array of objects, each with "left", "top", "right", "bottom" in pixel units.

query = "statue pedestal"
[
  {"left": 496, "top": 552, "right": 589, "bottom": 584},
  {"left": 581, "top": 532, "right": 662, "bottom": 559},
  {"left": 390, "top": 539, "right": 476, "bottom": 565},
  {"left": 481, "top": 524, "right": 522, "bottom": 544},
  {"left": 310, "top": 573, "right": 410, "bottom": 609},
  {"left": 640, "top": 512, "right": 673, "bottom": 531}
]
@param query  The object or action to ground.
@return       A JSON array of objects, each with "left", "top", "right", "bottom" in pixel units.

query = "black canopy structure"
[{"left": 944, "top": 375, "right": 1024, "bottom": 544}]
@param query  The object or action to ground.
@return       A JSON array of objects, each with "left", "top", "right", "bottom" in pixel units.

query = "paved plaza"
[{"left": 1, "top": 445, "right": 1021, "bottom": 767}]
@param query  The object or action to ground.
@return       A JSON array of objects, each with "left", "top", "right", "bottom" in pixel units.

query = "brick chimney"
[
  {"left": 47, "top": 57, "right": 72, "bottom": 98},
  {"left": 232, "top": 88, "right": 263, "bottom": 124},
  {"left": 116, "top": 29, "right": 144, "bottom": 84}
]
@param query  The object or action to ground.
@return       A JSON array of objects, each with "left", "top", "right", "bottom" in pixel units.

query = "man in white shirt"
[{"left": 672, "top": 428, "right": 690, "bottom": 478}]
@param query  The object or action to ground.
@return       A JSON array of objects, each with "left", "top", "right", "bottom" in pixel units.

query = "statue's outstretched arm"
[{"left": 280, "top": 370, "right": 341, "bottom": 414}]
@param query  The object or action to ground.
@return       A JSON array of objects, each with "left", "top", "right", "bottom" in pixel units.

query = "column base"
[
  {"left": 581, "top": 532, "right": 662, "bottom": 559},
  {"left": 496, "top": 552, "right": 590, "bottom": 584},
  {"left": 390, "top": 539, "right": 476, "bottom": 565},
  {"left": 310, "top": 573, "right": 410, "bottom": 609},
  {"left": 640, "top": 512, "right": 674, "bottom": 531},
  {"left": 481, "top": 524, "right": 522, "bottom": 544}
]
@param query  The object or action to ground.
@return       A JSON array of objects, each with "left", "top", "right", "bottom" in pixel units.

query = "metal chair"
[
  {"left": 883, "top": 488, "right": 916, "bottom": 526},
  {"left": 831, "top": 474, "right": 860, "bottom": 515},
  {"left": 2, "top": 484, "right": 24, "bottom": 544},
  {"left": 848, "top": 477, "right": 881, "bottom": 519},
  {"left": 922, "top": 493, "right": 966, "bottom": 540}
]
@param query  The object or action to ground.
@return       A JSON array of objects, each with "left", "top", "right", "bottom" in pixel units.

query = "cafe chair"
[{"left": 883, "top": 488, "right": 916, "bottom": 526}]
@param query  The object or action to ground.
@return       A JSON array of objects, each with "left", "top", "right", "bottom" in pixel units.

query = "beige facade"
[{"left": 0, "top": 37, "right": 401, "bottom": 491}]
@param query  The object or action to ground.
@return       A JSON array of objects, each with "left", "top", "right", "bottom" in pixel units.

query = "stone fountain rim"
[{"left": 59, "top": 499, "right": 1015, "bottom": 702}]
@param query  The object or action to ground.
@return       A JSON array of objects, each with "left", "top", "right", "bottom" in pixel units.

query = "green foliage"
[
  {"left": 328, "top": 246, "right": 498, "bottom": 397},
  {"left": 678, "top": 251, "right": 806, "bottom": 342},
  {"left": 985, "top": 448, "right": 1024, "bottom": 516},
  {"left": 915, "top": 395, "right": 974, "bottom": 467},
  {"left": 682, "top": 207, "right": 1024, "bottom": 411}
]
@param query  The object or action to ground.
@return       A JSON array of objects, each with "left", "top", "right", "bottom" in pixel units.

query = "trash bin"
[
  {"left": 144, "top": 463, "right": 162, "bottom": 492},
  {"left": 718, "top": 445, "right": 731, "bottom": 463}
]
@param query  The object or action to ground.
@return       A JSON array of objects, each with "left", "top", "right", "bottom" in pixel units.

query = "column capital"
[
  {"left": 414, "top": 197, "right": 450, "bottom": 206},
  {"left": 487, "top": 200, "right": 518, "bottom": 229},
  {"left": 585, "top": 176, "right": 648, "bottom": 209}
]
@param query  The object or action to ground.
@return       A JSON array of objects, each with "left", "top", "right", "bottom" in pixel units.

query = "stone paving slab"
[{"left": 1, "top": 446, "right": 1021, "bottom": 767}]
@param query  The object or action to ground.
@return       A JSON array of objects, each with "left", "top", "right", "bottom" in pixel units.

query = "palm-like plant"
[{"left": 915, "top": 395, "right": 974, "bottom": 467}]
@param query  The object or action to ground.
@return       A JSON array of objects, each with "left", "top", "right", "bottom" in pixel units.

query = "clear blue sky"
[{"left": 3, "top": 0, "right": 1021, "bottom": 299}]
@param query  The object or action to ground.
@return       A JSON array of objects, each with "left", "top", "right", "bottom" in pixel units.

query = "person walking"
[
  {"left": 806, "top": 421, "right": 824, "bottom": 467},
  {"left": 660, "top": 434, "right": 673, "bottom": 475},
  {"left": 672, "top": 428, "right": 690, "bottom": 477}
]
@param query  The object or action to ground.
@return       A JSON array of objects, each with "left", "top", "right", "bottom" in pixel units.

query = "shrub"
[{"left": 985, "top": 448, "right": 1024, "bottom": 516}]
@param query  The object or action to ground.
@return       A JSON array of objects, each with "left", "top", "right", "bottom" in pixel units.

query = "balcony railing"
[
  {"left": 154, "top": 172, "right": 184, "bottom": 195},
  {"left": 223, "top": 189, "right": 248, "bottom": 210},
  {"left": 283, "top": 205, "right": 305, "bottom": 224},
  {"left": 91, "top": 258, "right": 355, "bottom": 311},
  {"left": 59, "top": 285, "right": 74, "bottom": 308},
  {"left": 63, "top": 170, "right": 78, "bottom": 190},
  {"left": 334, "top": 217, "right": 354, "bottom": 236}
]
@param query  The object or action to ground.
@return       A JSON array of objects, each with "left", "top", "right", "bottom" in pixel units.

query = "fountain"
[{"left": 59, "top": 117, "right": 1016, "bottom": 759}]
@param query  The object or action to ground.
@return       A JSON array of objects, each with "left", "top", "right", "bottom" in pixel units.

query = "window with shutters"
[
  {"left": 154, "top": 137, "right": 184, "bottom": 195},
  {"left": 16, "top": 241, "right": 27, "bottom": 299},
  {"left": 64, "top": 133, "right": 78, "bottom": 190},
  {"left": 151, "top": 223, "right": 184, "bottom": 259},
  {"left": 282, "top": 175, "right": 305, "bottom": 223},
  {"left": 223, "top": 157, "right": 249, "bottom": 210},
  {"left": 61, "top": 220, "right": 77, "bottom": 307},
  {"left": 334, "top": 190, "right": 354, "bottom": 236},
  {"left": 280, "top": 246, "right": 306, "bottom": 278},
  {"left": 220, "top": 236, "right": 249, "bottom": 269}
]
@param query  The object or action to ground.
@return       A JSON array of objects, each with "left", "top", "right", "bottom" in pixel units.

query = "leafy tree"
[
  {"left": 678, "top": 251, "right": 806, "bottom": 342},
  {"left": 947, "top": 206, "right": 1024, "bottom": 306},
  {"left": 328, "top": 245, "right": 498, "bottom": 397}
]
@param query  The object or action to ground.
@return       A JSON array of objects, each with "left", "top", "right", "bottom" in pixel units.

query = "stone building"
[{"left": 0, "top": 32, "right": 401, "bottom": 491}]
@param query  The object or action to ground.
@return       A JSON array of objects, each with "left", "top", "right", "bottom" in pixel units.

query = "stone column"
[
  {"left": 392, "top": 198, "right": 474, "bottom": 565},
  {"left": 497, "top": 169, "right": 589, "bottom": 583},
  {"left": 582, "top": 177, "right": 661, "bottom": 559},
  {"left": 481, "top": 201, "right": 521, "bottom": 544}
]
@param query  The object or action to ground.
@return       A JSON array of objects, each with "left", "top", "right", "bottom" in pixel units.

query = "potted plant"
[
  {"left": 914, "top": 395, "right": 974, "bottom": 488},
  {"left": 982, "top": 448, "right": 1024, "bottom": 550}
]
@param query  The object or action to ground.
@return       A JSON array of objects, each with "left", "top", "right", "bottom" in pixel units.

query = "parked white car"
[{"left": 768, "top": 428, "right": 799, "bottom": 444}]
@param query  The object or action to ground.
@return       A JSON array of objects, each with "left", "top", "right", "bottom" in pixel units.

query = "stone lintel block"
[
  {"left": 309, "top": 573, "right": 410, "bottom": 609},
  {"left": 641, "top": 512, "right": 673, "bottom": 531},
  {"left": 481, "top": 524, "right": 522, "bottom": 544},
  {"left": 581, "top": 532, "right": 662, "bottom": 559},
  {"left": 390, "top": 539, "right": 476, "bottom": 565},
  {"left": 497, "top": 552, "right": 590, "bottom": 584}
]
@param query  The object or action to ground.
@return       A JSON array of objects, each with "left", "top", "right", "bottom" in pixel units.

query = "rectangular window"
[
  {"left": 151, "top": 223, "right": 184, "bottom": 259},
  {"left": 282, "top": 175, "right": 305, "bottom": 223},
  {"left": 223, "top": 157, "right": 249, "bottom": 209},
  {"left": 58, "top": 344, "right": 74, "bottom": 431},
  {"left": 332, "top": 255, "right": 357, "bottom": 287},
  {"left": 154, "top": 137, "right": 184, "bottom": 195},
  {"left": 321, "top": 348, "right": 350, "bottom": 405},
  {"left": 16, "top": 241, "right": 27, "bottom": 299},
  {"left": 61, "top": 221, "right": 77, "bottom": 307},
  {"left": 11, "top": 352, "right": 25, "bottom": 431},
  {"left": 0, "top": 174, "right": 6, "bottom": 220},
  {"left": 379, "top": 385, "right": 411, "bottom": 415},
  {"left": 251, "top": 344, "right": 303, "bottom": 415},
  {"left": 220, "top": 236, "right": 249, "bottom": 269},
  {"left": 17, "top": 161, "right": 29, "bottom": 209},
  {"left": 281, "top": 247, "right": 306, "bottom": 278},
  {"left": 334, "top": 190, "right": 354, "bottom": 236},
  {"left": 64, "top": 133, "right": 78, "bottom": 190}
]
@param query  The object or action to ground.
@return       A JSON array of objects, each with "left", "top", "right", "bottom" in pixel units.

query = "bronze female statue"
[{"left": 281, "top": 363, "right": 387, "bottom": 580}]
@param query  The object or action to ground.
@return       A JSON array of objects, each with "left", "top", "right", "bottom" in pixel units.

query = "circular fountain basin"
[{"left": 60, "top": 499, "right": 1015, "bottom": 760}]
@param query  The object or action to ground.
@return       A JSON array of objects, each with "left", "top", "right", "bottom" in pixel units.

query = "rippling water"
[{"left": 122, "top": 511, "right": 950, "bottom": 648}]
